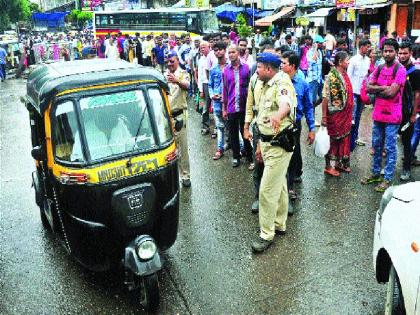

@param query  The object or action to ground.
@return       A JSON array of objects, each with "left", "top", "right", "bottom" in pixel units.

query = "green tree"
[
  {"left": 0, "top": 0, "right": 32, "bottom": 32},
  {"left": 236, "top": 13, "right": 252, "bottom": 38}
]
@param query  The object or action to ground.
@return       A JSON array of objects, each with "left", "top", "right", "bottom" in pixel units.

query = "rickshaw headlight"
[{"left": 137, "top": 240, "right": 157, "bottom": 260}]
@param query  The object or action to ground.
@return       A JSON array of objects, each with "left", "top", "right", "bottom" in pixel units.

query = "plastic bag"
[{"left": 314, "top": 126, "right": 330, "bottom": 157}]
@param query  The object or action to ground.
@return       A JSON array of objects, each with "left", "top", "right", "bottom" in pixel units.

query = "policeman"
[
  {"left": 250, "top": 53, "right": 297, "bottom": 253},
  {"left": 165, "top": 52, "right": 191, "bottom": 187}
]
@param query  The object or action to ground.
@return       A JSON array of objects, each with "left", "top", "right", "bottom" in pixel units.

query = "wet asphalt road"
[{"left": 1, "top": 77, "right": 419, "bottom": 315}]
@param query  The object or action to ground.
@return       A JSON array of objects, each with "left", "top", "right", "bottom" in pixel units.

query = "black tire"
[
  {"left": 385, "top": 264, "right": 406, "bottom": 315},
  {"left": 140, "top": 273, "right": 160, "bottom": 312}
]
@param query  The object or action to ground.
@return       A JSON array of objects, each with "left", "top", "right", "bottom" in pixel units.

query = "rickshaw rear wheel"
[
  {"left": 40, "top": 199, "right": 52, "bottom": 231},
  {"left": 140, "top": 273, "right": 160, "bottom": 312}
]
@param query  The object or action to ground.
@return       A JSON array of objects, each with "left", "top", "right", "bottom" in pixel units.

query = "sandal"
[
  {"left": 361, "top": 174, "right": 382, "bottom": 185},
  {"left": 212, "top": 150, "right": 223, "bottom": 160},
  {"left": 324, "top": 167, "right": 340, "bottom": 177},
  {"left": 248, "top": 163, "right": 255, "bottom": 171},
  {"left": 201, "top": 128, "right": 209, "bottom": 135},
  {"left": 336, "top": 164, "right": 351, "bottom": 173},
  {"left": 374, "top": 180, "right": 391, "bottom": 193}
]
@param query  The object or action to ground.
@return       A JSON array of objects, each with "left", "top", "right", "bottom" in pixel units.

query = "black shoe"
[
  {"left": 201, "top": 128, "right": 209, "bottom": 135},
  {"left": 288, "top": 189, "right": 297, "bottom": 201},
  {"left": 251, "top": 200, "right": 259, "bottom": 214},
  {"left": 251, "top": 237, "right": 273, "bottom": 253},
  {"left": 232, "top": 158, "right": 240, "bottom": 167},
  {"left": 288, "top": 203, "right": 294, "bottom": 216},
  {"left": 294, "top": 176, "right": 302, "bottom": 183},
  {"left": 181, "top": 178, "right": 191, "bottom": 187},
  {"left": 275, "top": 229, "right": 286, "bottom": 236}
]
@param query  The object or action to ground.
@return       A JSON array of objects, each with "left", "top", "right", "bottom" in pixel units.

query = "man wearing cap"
[
  {"left": 165, "top": 53, "right": 191, "bottom": 187},
  {"left": 250, "top": 52, "right": 297, "bottom": 253}
]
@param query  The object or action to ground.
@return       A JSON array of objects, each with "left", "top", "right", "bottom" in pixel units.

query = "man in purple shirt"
[{"left": 222, "top": 44, "right": 252, "bottom": 167}]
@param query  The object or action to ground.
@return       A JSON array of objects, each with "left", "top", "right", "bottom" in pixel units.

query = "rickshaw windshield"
[{"left": 53, "top": 88, "right": 173, "bottom": 163}]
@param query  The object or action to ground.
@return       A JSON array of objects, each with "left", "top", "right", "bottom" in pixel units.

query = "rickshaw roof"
[{"left": 26, "top": 59, "right": 169, "bottom": 115}]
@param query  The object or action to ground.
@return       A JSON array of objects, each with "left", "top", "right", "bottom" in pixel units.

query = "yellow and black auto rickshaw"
[{"left": 25, "top": 59, "right": 181, "bottom": 311}]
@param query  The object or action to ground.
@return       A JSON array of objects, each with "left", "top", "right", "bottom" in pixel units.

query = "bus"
[{"left": 93, "top": 8, "right": 219, "bottom": 38}]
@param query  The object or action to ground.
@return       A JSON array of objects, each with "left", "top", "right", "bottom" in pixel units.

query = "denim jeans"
[
  {"left": 350, "top": 94, "right": 364, "bottom": 152},
  {"left": 214, "top": 111, "right": 225, "bottom": 151},
  {"left": 411, "top": 116, "right": 420, "bottom": 158},
  {"left": 371, "top": 121, "right": 399, "bottom": 181},
  {"left": 308, "top": 80, "right": 322, "bottom": 105}
]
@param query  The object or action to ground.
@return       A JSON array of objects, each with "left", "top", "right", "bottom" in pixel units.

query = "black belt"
[
  {"left": 171, "top": 109, "right": 184, "bottom": 117},
  {"left": 259, "top": 134, "right": 274, "bottom": 142}
]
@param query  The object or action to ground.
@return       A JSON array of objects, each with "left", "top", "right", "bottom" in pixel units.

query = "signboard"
[
  {"left": 336, "top": 0, "right": 355, "bottom": 8},
  {"left": 185, "top": 0, "right": 209, "bottom": 7},
  {"left": 370, "top": 24, "right": 380, "bottom": 48},
  {"left": 337, "top": 8, "right": 355, "bottom": 21}
]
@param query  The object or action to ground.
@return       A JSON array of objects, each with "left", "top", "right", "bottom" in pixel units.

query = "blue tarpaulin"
[
  {"left": 215, "top": 4, "right": 244, "bottom": 22},
  {"left": 32, "top": 12, "right": 69, "bottom": 29},
  {"left": 215, "top": 4, "right": 273, "bottom": 23}
]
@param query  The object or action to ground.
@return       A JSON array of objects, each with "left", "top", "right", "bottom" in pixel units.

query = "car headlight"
[
  {"left": 137, "top": 239, "right": 157, "bottom": 261},
  {"left": 378, "top": 186, "right": 395, "bottom": 222}
]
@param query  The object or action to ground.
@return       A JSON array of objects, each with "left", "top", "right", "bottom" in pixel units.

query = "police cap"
[{"left": 256, "top": 52, "right": 281, "bottom": 68}]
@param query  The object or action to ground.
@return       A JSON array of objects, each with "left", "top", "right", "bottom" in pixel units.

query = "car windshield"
[
  {"left": 200, "top": 11, "right": 219, "bottom": 34},
  {"left": 52, "top": 88, "right": 173, "bottom": 163}
]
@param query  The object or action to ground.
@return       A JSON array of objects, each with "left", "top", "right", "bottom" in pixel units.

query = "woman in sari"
[{"left": 321, "top": 51, "right": 354, "bottom": 176}]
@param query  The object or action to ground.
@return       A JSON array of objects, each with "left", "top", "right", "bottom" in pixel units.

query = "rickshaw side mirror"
[
  {"left": 174, "top": 118, "right": 183, "bottom": 132},
  {"left": 31, "top": 145, "right": 46, "bottom": 161}
]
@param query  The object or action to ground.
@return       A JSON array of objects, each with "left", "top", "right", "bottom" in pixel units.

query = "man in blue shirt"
[
  {"left": 306, "top": 37, "right": 324, "bottom": 107},
  {"left": 0, "top": 45, "right": 7, "bottom": 81},
  {"left": 152, "top": 36, "right": 167, "bottom": 73},
  {"left": 281, "top": 51, "right": 315, "bottom": 201}
]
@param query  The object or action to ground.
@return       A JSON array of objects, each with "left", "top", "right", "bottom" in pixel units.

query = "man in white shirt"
[
  {"left": 254, "top": 29, "right": 262, "bottom": 53},
  {"left": 197, "top": 41, "right": 211, "bottom": 134},
  {"left": 347, "top": 38, "right": 371, "bottom": 151},
  {"left": 324, "top": 30, "right": 336, "bottom": 60},
  {"left": 238, "top": 38, "right": 254, "bottom": 68}
]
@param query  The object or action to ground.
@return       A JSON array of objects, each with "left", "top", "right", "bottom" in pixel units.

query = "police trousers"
[
  {"left": 174, "top": 111, "right": 190, "bottom": 180},
  {"left": 259, "top": 142, "right": 293, "bottom": 241}
]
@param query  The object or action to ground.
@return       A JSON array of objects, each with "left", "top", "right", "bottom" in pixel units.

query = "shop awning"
[
  {"left": 304, "top": 7, "right": 334, "bottom": 18},
  {"left": 255, "top": 6, "right": 295, "bottom": 26},
  {"left": 356, "top": 1, "right": 391, "bottom": 9}
]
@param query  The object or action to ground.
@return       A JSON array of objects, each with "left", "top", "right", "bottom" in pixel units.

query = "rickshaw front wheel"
[{"left": 140, "top": 273, "right": 160, "bottom": 312}]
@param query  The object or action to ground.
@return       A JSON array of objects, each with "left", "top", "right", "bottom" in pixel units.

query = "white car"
[{"left": 373, "top": 181, "right": 420, "bottom": 315}]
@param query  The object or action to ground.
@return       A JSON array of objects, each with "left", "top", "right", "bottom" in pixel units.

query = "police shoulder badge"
[{"left": 281, "top": 89, "right": 288, "bottom": 95}]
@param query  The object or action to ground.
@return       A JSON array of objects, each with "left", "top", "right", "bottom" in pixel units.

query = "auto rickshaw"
[{"left": 24, "top": 59, "right": 181, "bottom": 311}]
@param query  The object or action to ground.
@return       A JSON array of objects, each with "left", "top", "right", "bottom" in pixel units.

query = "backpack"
[
  {"left": 360, "top": 63, "right": 400, "bottom": 105},
  {"left": 401, "top": 65, "right": 416, "bottom": 124}
]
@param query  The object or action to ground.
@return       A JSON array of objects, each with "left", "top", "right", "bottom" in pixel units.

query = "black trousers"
[
  {"left": 252, "top": 123, "right": 264, "bottom": 199},
  {"left": 287, "top": 120, "right": 303, "bottom": 190},
  {"left": 227, "top": 112, "right": 252, "bottom": 160},
  {"left": 401, "top": 123, "right": 414, "bottom": 171}
]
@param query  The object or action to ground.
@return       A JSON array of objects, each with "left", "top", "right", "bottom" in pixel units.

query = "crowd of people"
[
  {"left": 159, "top": 28, "right": 420, "bottom": 253},
  {"left": 2, "top": 27, "right": 420, "bottom": 253}
]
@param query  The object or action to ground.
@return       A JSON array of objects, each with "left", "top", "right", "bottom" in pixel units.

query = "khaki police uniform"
[
  {"left": 255, "top": 71, "right": 297, "bottom": 241},
  {"left": 165, "top": 67, "right": 191, "bottom": 181}
]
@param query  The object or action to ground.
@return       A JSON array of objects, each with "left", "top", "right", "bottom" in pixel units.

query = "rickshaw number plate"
[{"left": 127, "top": 192, "right": 144, "bottom": 210}]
